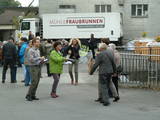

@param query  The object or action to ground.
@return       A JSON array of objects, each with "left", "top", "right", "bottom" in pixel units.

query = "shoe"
[
  {"left": 32, "top": 96, "right": 39, "bottom": 100},
  {"left": 113, "top": 96, "right": 120, "bottom": 102},
  {"left": 103, "top": 102, "right": 110, "bottom": 106},
  {"left": 94, "top": 98, "right": 102, "bottom": 102},
  {"left": 21, "top": 80, "right": 25, "bottom": 83},
  {"left": 51, "top": 93, "right": 58, "bottom": 98},
  {"left": 11, "top": 81, "right": 17, "bottom": 83},
  {"left": 25, "top": 95, "right": 33, "bottom": 101},
  {"left": 25, "top": 84, "right": 30, "bottom": 87},
  {"left": 2, "top": 80, "right": 5, "bottom": 83},
  {"left": 71, "top": 80, "right": 74, "bottom": 85},
  {"left": 75, "top": 82, "right": 78, "bottom": 86},
  {"left": 100, "top": 100, "right": 104, "bottom": 103}
]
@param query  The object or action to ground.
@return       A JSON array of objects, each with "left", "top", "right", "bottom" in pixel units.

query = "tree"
[
  {"left": 0, "top": 0, "right": 21, "bottom": 14},
  {"left": 0, "top": 0, "right": 21, "bottom": 7}
]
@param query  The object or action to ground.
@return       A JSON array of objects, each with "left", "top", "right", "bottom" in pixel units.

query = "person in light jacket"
[{"left": 109, "top": 43, "right": 121, "bottom": 95}]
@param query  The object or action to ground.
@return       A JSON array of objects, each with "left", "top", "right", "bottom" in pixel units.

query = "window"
[
  {"left": 95, "top": 5, "right": 111, "bottom": 13},
  {"left": 131, "top": 4, "right": 148, "bottom": 17},
  {"left": 21, "top": 22, "right": 30, "bottom": 30},
  {"left": 59, "top": 5, "right": 76, "bottom": 9}
]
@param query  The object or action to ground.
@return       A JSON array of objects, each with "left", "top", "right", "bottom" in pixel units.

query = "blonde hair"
[
  {"left": 98, "top": 43, "right": 107, "bottom": 50},
  {"left": 69, "top": 38, "right": 81, "bottom": 47}
]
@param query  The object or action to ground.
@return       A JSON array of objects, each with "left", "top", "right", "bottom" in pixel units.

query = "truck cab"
[{"left": 20, "top": 18, "right": 40, "bottom": 39}]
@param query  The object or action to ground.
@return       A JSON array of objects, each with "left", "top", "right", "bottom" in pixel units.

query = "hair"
[
  {"left": 69, "top": 38, "right": 81, "bottom": 46},
  {"left": 21, "top": 37, "right": 28, "bottom": 42},
  {"left": 8, "top": 37, "right": 14, "bottom": 42},
  {"left": 36, "top": 36, "right": 40, "bottom": 40},
  {"left": 101, "top": 38, "right": 110, "bottom": 45},
  {"left": 91, "top": 33, "right": 94, "bottom": 38},
  {"left": 109, "top": 43, "right": 116, "bottom": 50},
  {"left": 98, "top": 43, "right": 107, "bottom": 50},
  {"left": 32, "top": 37, "right": 39, "bottom": 45},
  {"left": 53, "top": 41, "right": 62, "bottom": 49},
  {"left": 47, "top": 39, "right": 52, "bottom": 44}
]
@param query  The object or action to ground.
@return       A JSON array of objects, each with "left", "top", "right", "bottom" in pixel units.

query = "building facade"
[
  {"left": 0, "top": 7, "right": 38, "bottom": 41},
  {"left": 39, "top": 0, "right": 160, "bottom": 41}
]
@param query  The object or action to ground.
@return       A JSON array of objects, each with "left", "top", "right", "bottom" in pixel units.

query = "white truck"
[{"left": 19, "top": 12, "right": 123, "bottom": 44}]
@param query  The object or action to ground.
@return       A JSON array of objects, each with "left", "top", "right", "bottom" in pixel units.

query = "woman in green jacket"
[{"left": 49, "top": 41, "right": 66, "bottom": 98}]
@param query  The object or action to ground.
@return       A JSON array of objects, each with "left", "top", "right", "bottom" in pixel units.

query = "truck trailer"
[{"left": 19, "top": 12, "right": 123, "bottom": 44}]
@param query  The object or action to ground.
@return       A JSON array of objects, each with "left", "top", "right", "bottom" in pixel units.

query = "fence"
[{"left": 118, "top": 46, "right": 160, "bottom": 89}]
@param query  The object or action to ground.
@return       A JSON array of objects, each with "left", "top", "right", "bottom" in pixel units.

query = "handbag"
[{"left": 88, "top": 58, "right": 95, "bottom": 73}]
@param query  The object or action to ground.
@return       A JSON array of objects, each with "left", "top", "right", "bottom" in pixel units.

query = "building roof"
[{"left": 0, "top": 7, "right": 38, "bottom": 25}]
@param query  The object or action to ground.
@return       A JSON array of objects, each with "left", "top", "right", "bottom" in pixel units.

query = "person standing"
[
  {"left": 44, "top": 39, "right": 53, "bottom": 77},
  {"left": 2, "top": 37, "right": 17, "bottom": 83},
  {"left": 25, "top": 38, "right": 45, "bottom": 101},
  {"left": 28, "top": 31, "right": 34, "bottom": 41},
  {"left": 109, "top": 43, "right": 121, "bottom": 95},
  {"left": 19, "top": 37, "right": 28, "bottom": 83},
  {"left": 0, "top": 42, "right": 3, "bottom": 66},
  {"left": 88, "top": 34, "right": 97, "bottom": 59},
  {"left": 49, "top": 41, "right": 66, "bottom": 98},
  {"left": 90, "top": 43, "right": 117, "bottom": 106},
  {"left": 24, "top": 40, "right": 33, "bottom": 86},
  {"left": 67, "top": 38, "right": 81, "bottom": 85}
]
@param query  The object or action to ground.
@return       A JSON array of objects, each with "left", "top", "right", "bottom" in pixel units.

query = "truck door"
[{"left": 20, "top": 21, "right": 31, "bottom": 39}]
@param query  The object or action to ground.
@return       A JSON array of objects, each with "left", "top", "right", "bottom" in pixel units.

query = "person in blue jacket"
[{"left": 19, "top": 37, "right": 28, "bottom": 83}]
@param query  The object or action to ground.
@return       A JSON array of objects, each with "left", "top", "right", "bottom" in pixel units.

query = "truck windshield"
[{"left": 21, "top": 22, "right": 30, "bottom": 30}]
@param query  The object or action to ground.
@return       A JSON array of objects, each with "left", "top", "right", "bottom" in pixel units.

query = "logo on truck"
[{"left": 49, "top": 17, "right": 105, "bottom": 28}]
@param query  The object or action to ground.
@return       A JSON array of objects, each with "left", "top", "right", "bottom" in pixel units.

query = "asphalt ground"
[{"left": 0, "top": 64, "right": 160, "bottom": 120}]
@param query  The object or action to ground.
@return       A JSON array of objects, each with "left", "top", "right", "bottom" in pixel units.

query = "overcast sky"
[{"left": 16, "top": 0, "right": 39, "bottom": 6}]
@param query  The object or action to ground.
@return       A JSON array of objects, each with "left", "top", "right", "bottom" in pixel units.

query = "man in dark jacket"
[
  {"left": 2, "top": 37, "right": 17, "bottom": 83},
  {"left": 88, "top": 34, "right": 97, "bottom": 59},
  {"left": 90, "top": 43, "right": 116, "bottom": 106}
]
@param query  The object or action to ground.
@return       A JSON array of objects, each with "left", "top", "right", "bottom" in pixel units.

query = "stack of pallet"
[
  {"left": 134, "top": 41, "right": 148, "bottom": 54},
  {"left": 134, "top": 41, "right": 160, "bottom": 62}
]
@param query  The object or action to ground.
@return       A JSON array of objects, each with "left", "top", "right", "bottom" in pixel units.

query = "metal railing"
[{"left": 118, "top": 46, "right": 160, "bottom": 89}]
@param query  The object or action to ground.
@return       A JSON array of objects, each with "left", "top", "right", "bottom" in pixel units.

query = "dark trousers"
[
  {"left": 91, "top": 49, "right": 95, "bottom": 59},
  {"left": 46, "top": 63, "right": 51, "bottom": 76},
  {"left": 51, "top": 74, "right": 60, "bottom": 93},
  {"left": 13, "top": 66, "right": 17, "bottom": 82},
  {"left": 2, "top": 59, "right": 16, "bottom": 82},
  {"left": 27, "top": 66, "right": 41, "bottom": 97},
  {"left": 108, "top": 76, "right": 119, "bottom": 97},
  {"left": 112, "top": 76, "right": 119, "bottom": 95},
  {"left": 98, "top": 74, "right": 111, "bottom": 104}
]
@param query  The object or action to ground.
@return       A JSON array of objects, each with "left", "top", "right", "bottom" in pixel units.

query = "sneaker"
[
  {"left": 94, "top": 98, "right": 102, "bottom": 102},
  {"left": 25, "top": 95, "right": 33, "bottom": 101},
  {"left": 103, "top": 102, "right": 110, "bottom": 106},
  {"left": 113, "top": 96, "right": 120, "bottom": 102},
  {"left": 32, "top": 96, "right": 39, "bottom": 100}
]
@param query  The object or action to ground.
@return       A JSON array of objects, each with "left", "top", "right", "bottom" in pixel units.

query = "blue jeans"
[{"left": 25, "top": 65, "right": 31, "bottom": 85}]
